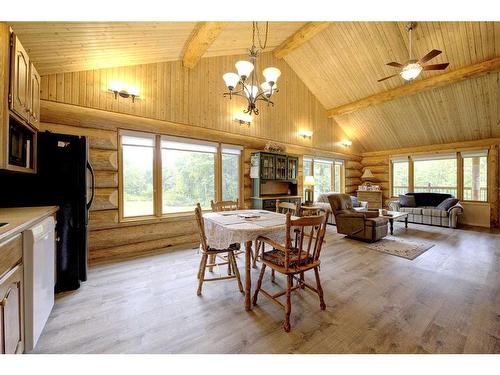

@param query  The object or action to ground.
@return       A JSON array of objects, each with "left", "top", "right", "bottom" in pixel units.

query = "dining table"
[{"left": 202, "top": 209, "right": 293, "bottom": 311}]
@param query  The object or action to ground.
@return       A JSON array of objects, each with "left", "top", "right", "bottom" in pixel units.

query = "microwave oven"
[{"left": 9, "top": 116, "right": 35, "bottom": 169}]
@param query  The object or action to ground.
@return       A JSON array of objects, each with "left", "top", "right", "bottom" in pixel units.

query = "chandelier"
[{"left": 222, "top": 22, "right": 281, "bottom": 116}]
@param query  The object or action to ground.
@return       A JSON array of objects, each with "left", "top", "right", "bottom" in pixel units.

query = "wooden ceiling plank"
[
  {"left": 273, "top": 22, "right": 331, "bottom": 59},
  {"left": 182, "top": 22, "right": 227, "bottom": 69},
  {"left": 327, "top": 56, "right": 500, "bottom": 118}
]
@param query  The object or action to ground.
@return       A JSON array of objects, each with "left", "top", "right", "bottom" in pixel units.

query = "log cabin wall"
[
  {"left": 360, "top": 140, "right": 500, "bottom": 228},
  {"left": 38, "top": 52, "right": 363, "bottom": 263}
]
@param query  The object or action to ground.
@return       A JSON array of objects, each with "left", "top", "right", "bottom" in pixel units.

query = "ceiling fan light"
[
  {"left": 223, "top": 72, "right": 240, "bottom": 90},
  {"left": 244, "top": 85, "right": 259, "bottom": 99},
  {"left": 263, "top": 67, "right": 281, "bottom": 84},
  {"left": 400, "top": 63, "right": 423, "bottom": 81},
  {"left": 235, "top": 60, "right": 254, "bottom": 80}
]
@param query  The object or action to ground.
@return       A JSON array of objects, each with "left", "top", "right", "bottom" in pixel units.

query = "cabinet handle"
[{"left": 0, "top": 287, "right": 12, "bottom": 307}]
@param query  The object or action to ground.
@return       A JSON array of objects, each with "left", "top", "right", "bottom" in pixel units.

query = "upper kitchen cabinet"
[
  {"left": 10, "top": 35, "right": 30, "bottom": 123},
  {"left": 0, "top": 23, "right": 39, "bottom": 173}
]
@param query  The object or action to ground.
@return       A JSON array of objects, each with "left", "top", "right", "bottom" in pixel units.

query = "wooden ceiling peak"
[
  {"left": 182, "top": 21, "right": 228, "bottom": 69},
  {"left": 273, "top": 22, "right": 331, "bottom": 59},
  {"left": 327, "top": 56, "right": 500, "bottom": 118}
]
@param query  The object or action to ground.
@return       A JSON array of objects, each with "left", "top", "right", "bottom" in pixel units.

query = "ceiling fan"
[{"left": 378, "top": 22, "right": 449, "bottom": 82}]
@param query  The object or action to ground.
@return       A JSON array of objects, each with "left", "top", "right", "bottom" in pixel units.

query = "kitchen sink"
[{"left": 0, "top": 223, "right": 8, "bottom": 228}]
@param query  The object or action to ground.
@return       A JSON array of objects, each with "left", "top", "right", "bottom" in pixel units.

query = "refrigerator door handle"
[{"left": 86, "top": 161, "right": 95, "bottom": 210}]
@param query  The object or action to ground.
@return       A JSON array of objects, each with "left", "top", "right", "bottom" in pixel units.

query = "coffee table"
[{"left": 380, "top": 211, "right": 408, "bottom": 235}]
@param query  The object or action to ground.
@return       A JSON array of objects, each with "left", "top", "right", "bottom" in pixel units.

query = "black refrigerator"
[{"left": 0, "top": 131, "right": 95, "bottom": 292}]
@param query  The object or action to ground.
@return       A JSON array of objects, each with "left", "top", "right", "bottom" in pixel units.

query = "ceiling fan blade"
[
  {"left": 423, "top": 63, "right": 450, "bottom": 71},
  {"left": 377, "top": 74, "right": 399, "bottom": 82},
  {"left": 418, "top": 49, "right": 442, "bottom": 64},
  {"left": 387, "top": 62, "right": 403, "bottom": 68}
]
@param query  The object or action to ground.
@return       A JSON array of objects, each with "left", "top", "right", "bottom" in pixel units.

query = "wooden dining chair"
[
  {"left": 194, "top": 203, "right": 243, "bottom": 296},
  {"left": 252, "top": 213, "right": 328, "bottom": 332}
]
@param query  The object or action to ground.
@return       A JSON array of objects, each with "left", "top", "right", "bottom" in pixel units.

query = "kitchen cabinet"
[
  {"left": 275, "top": 154, "right": 287, "bottom": 180},
  {"left": 0, "top": 234, "right": 24, "bottom": 354},
  {"left": 28, "top": 63, "right": 40, "bottom": 129},
  {"left": 10, "top": 34, "right": 30, "bottom": 123},
  {"left": 287, "top": 156, "right": 298, "bottom": 180}
]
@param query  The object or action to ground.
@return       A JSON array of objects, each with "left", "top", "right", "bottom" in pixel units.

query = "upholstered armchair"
[{"left": 328, "top": 193, "right": 388, "bottom": 242}]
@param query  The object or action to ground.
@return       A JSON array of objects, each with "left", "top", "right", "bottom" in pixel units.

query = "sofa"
[
  {"left": 316, "top": 192, "right": 368, "bottom": 225},
  {"left": 328, "top": 193, "right": 388, "bottom": 242},
  {"left": 388, "top": 192, "right": 463, "bottom": 228}
]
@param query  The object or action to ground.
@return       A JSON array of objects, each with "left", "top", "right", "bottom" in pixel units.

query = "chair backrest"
[
  {"left": 211, "top": 199, "right": 239, "bottom": 212},
  {"left": 194, "top": 203, "right": 209, "bottom": 251},
  {"left": 283, "top": 213, "right": 328, "bottom": 269},
  {"left": 276, "top": 200, "right": 298, "bottom": 215},
  {"left": 327, "top": 193, "right": 355, "bottom": 217}
]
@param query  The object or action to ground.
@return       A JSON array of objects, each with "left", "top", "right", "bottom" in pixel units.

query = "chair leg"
[
  {"left": 284, "top": 275, "right": 292, "bottom": 332},
  {"left": 252, "top": 263, "right": 267, "bottom": 306},
  {"left": 208, "top": 254, "right": 215, "bottom": 272},
  {"left": 229, "top": 252, "right": 243, "bottom": 293},
  {"left": 271, "top": 269, "right": 276, "bottom": 283},
  {"left": 314, "top": 267, "right": 326, "bottom": 310},
  {"left": 227, "top": 254, "right": 232, "bottom": 276},
  {"left": 197, "top": 254, "right": 208, "bottom": 296}
]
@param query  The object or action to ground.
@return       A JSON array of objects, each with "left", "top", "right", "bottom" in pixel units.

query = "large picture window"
[
  {"left": 389, "top": 150, "right": 488, "bottom": 202},
  {"left": 121, "top": 132, "right": 155, "bottom": 218},
  {"left": 119, "top": 131, "right": 242, "bottom": 219},
  {"left": 462, "top": 151, "right": 487, "bottom": 201},
  {"left": 303, "top": 156, "right": 344, "bottom": 198}
]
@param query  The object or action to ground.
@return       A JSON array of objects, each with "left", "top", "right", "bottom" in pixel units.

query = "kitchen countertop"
[
  {"left": 251, "top": 195, "right": 302, "bottom": 200},
  {"left": 0, "top": 206, "right": 59, "bottom": 242}
]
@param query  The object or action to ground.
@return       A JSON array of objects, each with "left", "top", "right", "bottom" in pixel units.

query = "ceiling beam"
[
  {"left": 182, "top": 22, "right": 227, "bottom": 69},
  {"left": 273, "top": 22, "right": 331, "bottom": 59},
  {"left": 327, "top": 56, "right": 500, "bottom": 118}
]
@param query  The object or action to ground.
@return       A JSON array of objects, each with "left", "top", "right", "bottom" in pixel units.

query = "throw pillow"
[
  {"left": 436, "top": 197, "right": 459, "bottom": 211},
  {"left": 350, "top": 196, "right": 360, "bottom": 207},
  {"left": 399, "top": 194, "right": 416, "bottom": 207}
]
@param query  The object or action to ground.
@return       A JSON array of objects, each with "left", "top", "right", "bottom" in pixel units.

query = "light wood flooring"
[{"left": 33, "top": 223, "right": 499, "bottom": 354}]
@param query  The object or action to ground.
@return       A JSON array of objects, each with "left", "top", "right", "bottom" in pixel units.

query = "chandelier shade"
[
  {"left": 263, "top": 67, "right": 281, "bottom": 84},
  {"left": 244, "top": 85, "right": 259, "bottom": 99},
  {"left": 235, "top": 60, "right": 254, "bottom": 80},
  {"left": 223, "top": 73, "right": 240, "bottom": 90}
]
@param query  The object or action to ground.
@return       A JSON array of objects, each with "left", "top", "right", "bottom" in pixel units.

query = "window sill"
[{"left": 120, "top": 211, "right": 195, "bottom": 224}]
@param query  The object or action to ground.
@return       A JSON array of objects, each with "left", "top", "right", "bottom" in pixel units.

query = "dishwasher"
[{"left": 23, "top": 216, "right": 56, "bottom": 352}]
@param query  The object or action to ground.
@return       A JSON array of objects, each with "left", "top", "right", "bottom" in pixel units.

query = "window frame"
[
  {"left": 118, "top": 129, "right": 243, "bottom": 222},
  {"left": 389, "top": 149, "right": 489, "bottom": 203},
  {"left": 303, "top": 156, "right": 345, "bottom": 198}
]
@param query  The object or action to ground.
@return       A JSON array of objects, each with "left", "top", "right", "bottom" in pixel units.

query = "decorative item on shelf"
[
  {"left": 263, "top": 141, "right": 285, "bottom": 153},
  {"left": 341, "top": 139, "right": 352, "bottom": 147},
  {"left": 108, "top": 80, "right": 140, "bottom": 103},
  {"left": 303, "top": 175, "right": 315, "bottom": 206},
  {"left": 298, "top": 130, "right": 313, "bottom": 139},
  {"left": 234, "top": 112, "right": 253, "bottom": 126},
  {"left": 222, "top": 22, "right": 281, "bottom": 116}
]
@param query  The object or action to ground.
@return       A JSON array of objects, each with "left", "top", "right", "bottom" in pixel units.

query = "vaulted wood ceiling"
[{"left": 10, "top": 21, "right": 500, "bottom": 152}]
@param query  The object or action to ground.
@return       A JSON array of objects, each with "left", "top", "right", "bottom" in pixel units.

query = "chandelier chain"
[{"left": 252, "top": 21, "right": 269, "bottom": 50}]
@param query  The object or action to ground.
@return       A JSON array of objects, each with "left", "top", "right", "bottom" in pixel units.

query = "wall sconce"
[
  {"left": 234, "top": 112, "right": 253, "bottom": 126},
  {"left": 108, "top": 80, "right": 140, "bottom": 103},
  {"left": 299, "top": 130, "right": 313, "bottom": 139},
  {"left": 341, "top": 139, "right": 352, "bottom": 147}
]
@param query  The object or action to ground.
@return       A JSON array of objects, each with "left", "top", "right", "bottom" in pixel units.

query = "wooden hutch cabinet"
[{"left": 251, "top": 151, "right": 301, "bottom": 211}]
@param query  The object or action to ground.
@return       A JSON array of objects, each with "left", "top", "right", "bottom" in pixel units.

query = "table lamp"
[{"left": 304, "top": 176, "right": 315, "bottom": 206}]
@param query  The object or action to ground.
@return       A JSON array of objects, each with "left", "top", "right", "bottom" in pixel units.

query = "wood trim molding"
[
  {"left": 182, "top": 22, "right": 227, "bottom": 69},
  {"left": 40, "top": 100, "right": 362, "bottom": 161},
  {"left": 327, "top": 56, "right": 500, "bottom": 117},
  {"left": 273, "top": 22, "right": 331, "bottom": 59},
  {"left": 362, "top": 137, "right": 500, "bottom": 158}
]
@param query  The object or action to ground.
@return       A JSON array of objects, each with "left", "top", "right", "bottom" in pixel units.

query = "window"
[
  {"left": 121, "top": 132, "right": 155, "bottom": 218},
  {"left": 303, "top": 156, "right": 344, "bottom": 198},
  {"left": 462, "top": 151, "right": 487, "bottom": 201},
  {"left": 119, "top": 131, "right": 242, "bottom": 219},
  {"left": 392, "top": 158, "right": 409, "bottom": 196},
  {"left": 161, "top": 136, "right": 217, "bottom": 214},
  {"left": 221, "top": 144, "right": 242, "bottom": 201},
  {"left": 313, "top": 159, "right": 333, "bottom": 198},
  {"left": 413, "top": 155, "right": 457, "bottom": 196}
]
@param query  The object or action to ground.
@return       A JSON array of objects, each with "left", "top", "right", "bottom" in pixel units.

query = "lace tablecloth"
[{"left": 203, "top": 210, "right": 290, "bottom": 248}]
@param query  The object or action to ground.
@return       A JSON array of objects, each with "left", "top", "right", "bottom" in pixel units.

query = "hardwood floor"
[{"left": 34, "top": 223, "right": 499, "bottom": 354}]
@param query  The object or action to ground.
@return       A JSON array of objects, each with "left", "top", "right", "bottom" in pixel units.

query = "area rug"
[{"left": 363, "top": 236, "right": 435, "bottom": 260}]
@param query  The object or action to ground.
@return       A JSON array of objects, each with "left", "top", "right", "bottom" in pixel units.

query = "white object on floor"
[{"left": 23, "top": 216, "right": 56, "bottom": 352}]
